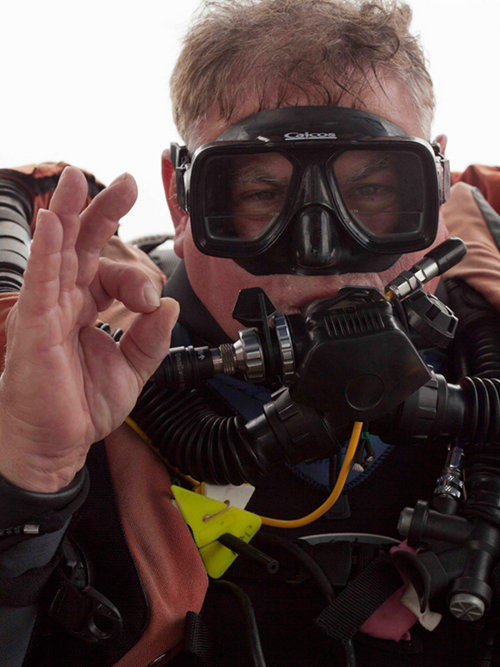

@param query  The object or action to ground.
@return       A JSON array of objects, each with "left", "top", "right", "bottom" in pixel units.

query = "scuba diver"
[{"left": 2, "top": 1, "right": 500, "bottom": 665}]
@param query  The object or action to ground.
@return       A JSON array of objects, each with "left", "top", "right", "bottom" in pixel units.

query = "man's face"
[{"left": 169, "top": 79, "right": 448, "bottom": 340}]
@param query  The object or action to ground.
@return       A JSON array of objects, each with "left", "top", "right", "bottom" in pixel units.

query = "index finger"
[{"left": 76, "top": 172, "right": 138, "bottom": 286}]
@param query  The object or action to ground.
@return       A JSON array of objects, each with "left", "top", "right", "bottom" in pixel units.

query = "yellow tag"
[{"left": 171, "top": 485, "right": 262, "bottom": 578}]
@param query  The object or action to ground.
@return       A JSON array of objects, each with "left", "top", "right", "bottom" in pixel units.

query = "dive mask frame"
[{"left": 171, "top": 106, "right": 450, "bottom": 276}]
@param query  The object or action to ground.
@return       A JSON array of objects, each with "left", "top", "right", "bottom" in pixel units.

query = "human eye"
[
  {"left": 333, "top": 151, "right": 399, "bottom": 212},
  {"left": 238, "top": 187, "right": 284, "bottom": 204},
  {"left": 232, "top": 184, "right": 286, "bottom": 213},
  {"left": 347, "top": 182, "right": 398, "bottom": 212}
]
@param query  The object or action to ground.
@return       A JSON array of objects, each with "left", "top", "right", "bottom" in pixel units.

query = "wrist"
[
  {"left": 0, "top": 466, "right": 89, "bottom": 529},
  {"left": 0, "top": 414, "right": 88, "bottom": 493},
  {"left": 0, "top": 454, "right": 85, "bottom": 493},
  {"left": 0, "top": 466, "right": 89, "bottom": 551}
]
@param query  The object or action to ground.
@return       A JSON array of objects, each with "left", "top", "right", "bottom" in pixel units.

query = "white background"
[{"left": 0, "top": 0, "right": 498, "bottom": 241}]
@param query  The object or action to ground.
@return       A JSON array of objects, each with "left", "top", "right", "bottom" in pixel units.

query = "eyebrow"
[
  {"left": 231, "top": 165, "right": 289, "bottom": 186},
  {"left": 345, "top": 155, "right": 394, "bottom": 184}
]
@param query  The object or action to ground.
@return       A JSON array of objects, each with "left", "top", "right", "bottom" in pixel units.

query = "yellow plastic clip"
[{"left": 171, "top": 485, "right": 262, "bottom": 578}]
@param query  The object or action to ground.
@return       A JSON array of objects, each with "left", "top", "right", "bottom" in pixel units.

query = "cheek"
[{"left": 182, "top": 232, "right": 263, "bottom": 338}]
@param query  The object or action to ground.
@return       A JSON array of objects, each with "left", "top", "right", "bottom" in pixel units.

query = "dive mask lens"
[
  {"left": 329, "top": 148, "right": 427, "bottom": 247},
  {"left": 203, "top": 150, "right": 294, "bottom": 242}
]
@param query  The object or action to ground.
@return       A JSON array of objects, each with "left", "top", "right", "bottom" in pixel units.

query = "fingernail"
[
  {"left": 143, "top": 283, "right": 160, "bottom": 308},
  {"left": 109, "top": 172, "right": 130, "bottom": 186}
]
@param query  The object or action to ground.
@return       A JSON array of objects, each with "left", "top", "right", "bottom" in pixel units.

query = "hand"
[{"left": 0, "top": 167, "right": 179, "bottom": 492}]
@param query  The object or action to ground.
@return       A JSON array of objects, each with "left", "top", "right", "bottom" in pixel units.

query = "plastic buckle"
[{"left": 49, "top": 571, "right": 123, "bottom": 643}]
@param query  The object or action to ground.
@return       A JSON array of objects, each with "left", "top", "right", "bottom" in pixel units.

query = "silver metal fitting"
[
  {"left": 233, "top": 328, "right": 266, "bottom": 382},
  {"left": 273, "top": 313, "right": 295, "bottom": 383}
]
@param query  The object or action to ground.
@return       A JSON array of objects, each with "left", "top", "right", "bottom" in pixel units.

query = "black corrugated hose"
[{"left": 0, "top": 177, "right": 33, "bottom": 292}]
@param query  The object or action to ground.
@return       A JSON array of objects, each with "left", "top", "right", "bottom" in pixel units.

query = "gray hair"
[{"left": 170, "top": 0, "right": 434, "bottom": 145}]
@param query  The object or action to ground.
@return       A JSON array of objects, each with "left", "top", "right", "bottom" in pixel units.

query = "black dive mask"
[{"left": 171, "top": 106, "right": 450, "bottom": 275}]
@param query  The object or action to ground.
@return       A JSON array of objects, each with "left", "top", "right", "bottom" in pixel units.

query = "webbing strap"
[
  {"left": 314, "top": 554, "right": 402, "bottom": 643},
  {"left": 182, "top": 611, "right": 214, "bottom": 665}
]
